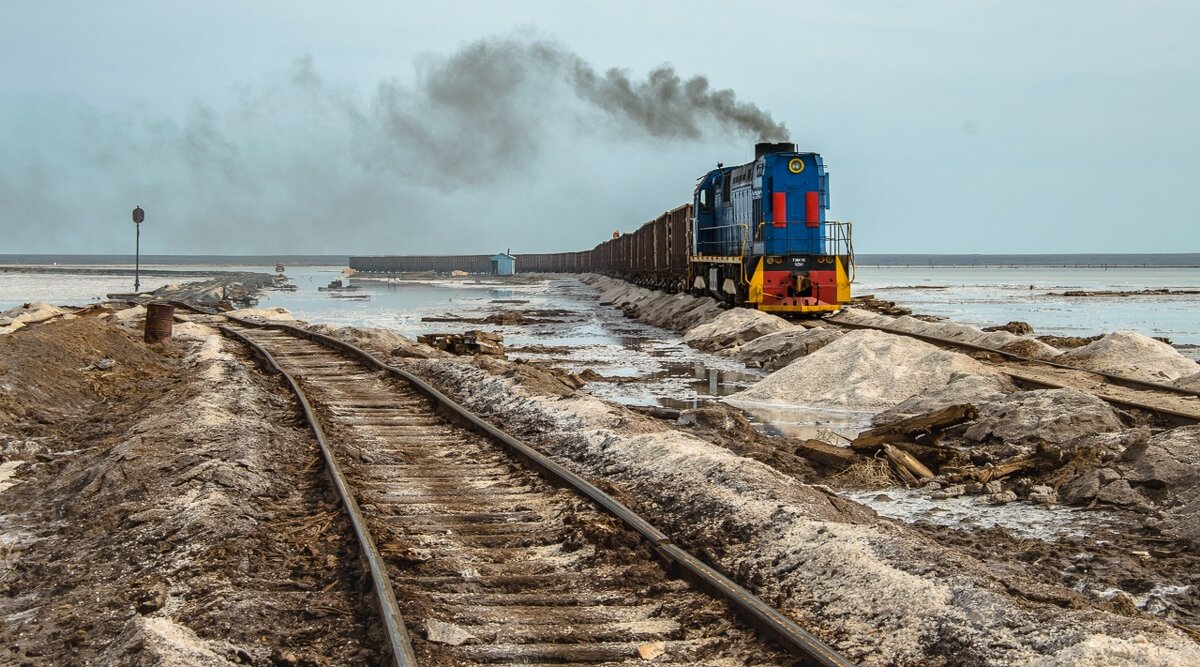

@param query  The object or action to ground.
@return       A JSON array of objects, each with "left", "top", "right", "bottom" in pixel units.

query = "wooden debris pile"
[
  {"left": 416, "top": 330, "right": 505, "bottom": 356},
  {"left": 794, "top": 403, "right": 1050, "bottom": 495},
  {"left": 848, "top": 294, "right": 912, "bottom": 317}
]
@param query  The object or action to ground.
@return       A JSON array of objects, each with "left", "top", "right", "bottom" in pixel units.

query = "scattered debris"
[
  {"left": 1051, "top": 288, "right": 1200, "bottom": 297},
  {"left": 849, "top": 294, "right": 912, "bottom": 316},
  {"left": 417, "top": 330, "right": 505, "bottom": 356},
  {"left": 982, "top": 320, "right": 1035, "bottom": 335},
  {"left": 424, "top": 619, "right": 476, "bottom": 646},
  {"left": 421, "top": 309, "right": 572, "bottom": 325}
]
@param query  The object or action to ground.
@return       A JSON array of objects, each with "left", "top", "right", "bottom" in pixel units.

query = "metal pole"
[{"left": 135, "top": 222, "right": 141, "bottom": 292}]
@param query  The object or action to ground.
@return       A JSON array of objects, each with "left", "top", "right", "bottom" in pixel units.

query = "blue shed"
[{"left": 490, "top": 252, "right": 516, "bottom": 276}]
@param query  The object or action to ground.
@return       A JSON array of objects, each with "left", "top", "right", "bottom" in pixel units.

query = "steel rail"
[
  {"left": 218, "top": 324, "right": 417, "bottom": 667},
  {"left": 211, "top": 313, "right": 855, "bottom": 667},
  {"left": 825, "top": 318, "right": 1200, "bottom": 424}
]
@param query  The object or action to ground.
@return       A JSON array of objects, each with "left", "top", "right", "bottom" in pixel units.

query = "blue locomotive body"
[{"left": 690, "top": 143, "right": 851, "bottom": 313}]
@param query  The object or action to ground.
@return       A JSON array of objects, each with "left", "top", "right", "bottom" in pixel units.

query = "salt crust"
[
  {"left": 963, "top": 388, "right": 1125, "bottom": 447},
  {"left": 587, "top": 275, "right": 722, "bottom": 332},
  {"left": 1058, "top": 331, "right": 1200, "bottom": 383},
  {"left": 725, "top": 329, "right": 996, "bottom": 412},
  {"left": 0, "top": 302, "right": 68, "bottom": 335},
  {"left": 410, "top": 356, "right": 1200, "bottom": 665},
  {"left": 111, "top": 616, "right": 233, "bottom": 666},
  {"left": 834, "top": 307, "right": 1063, "bottom": 358},
  {"left": 719, "top": 326, "right": 842, "bottom": 371},
  {"left": 681, "top": 308, "right": 791, "bottom": 351},
  {"left": 1175, "top": 372, "right": 1200, "bottom": 391},
  {"left": 225, "top": 306, "right": 294, "bottom": 321},
  {"left": 873, "top": 372, "right": 1017, "bottom": 425}
]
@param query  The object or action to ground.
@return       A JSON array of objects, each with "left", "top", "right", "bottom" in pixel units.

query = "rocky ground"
[{"left": 4, "top": 274, "right": 1200, "bottom": 665}]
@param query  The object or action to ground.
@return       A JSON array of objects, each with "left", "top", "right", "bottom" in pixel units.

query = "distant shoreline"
[
  {"left": 2, "top": 253, "right": 1199, "bottom": 269},
  {"left": 0, "top": 266, "right": 264, "bottom": 278}
]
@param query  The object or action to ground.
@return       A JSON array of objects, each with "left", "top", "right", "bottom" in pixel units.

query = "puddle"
[{"left": 844, "top": 488, "right": 1117, "bottom": 541}]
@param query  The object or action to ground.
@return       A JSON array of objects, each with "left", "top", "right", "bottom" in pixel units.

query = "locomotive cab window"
[{"left": 699, "top": 188, "right": 713, "bottom": 211}]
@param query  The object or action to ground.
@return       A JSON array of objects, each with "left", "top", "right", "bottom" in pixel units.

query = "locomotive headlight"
[{"left": 788, "top": 158, "right": 804, "bottom": 174}]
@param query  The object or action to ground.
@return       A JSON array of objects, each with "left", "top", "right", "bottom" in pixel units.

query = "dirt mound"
[
  {"left": 726, "top": 329, "right": 995, "bottom": 412},
  {"left": 962, "top": 388, "right": 1126, "bottom": 451},
  {"left": 0, "top": 317, "right": 174, "bottom": 429},
  {"left": 681, "top": 308, "right": 791, "bottom": 351},
  {"left": 722, "top": 326, "right": 843, "bottom": 371},
  {"left": 1058, "top": 332, "right": 1200, "bottom": 382},
  {"left": 0, "top": 316, "right": 377, "bottom": 664},
  {"left": 1000, "top": 337, "right": 1063, "bottom": 360}
]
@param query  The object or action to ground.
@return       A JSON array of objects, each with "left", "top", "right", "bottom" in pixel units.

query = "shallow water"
[
  {"left": 252, "top": 271, "right": 763, "bottom": 409},
  {"left": 5, "top": 263, "right": 1199, "bottom": 408},
  {"left": 856, "top": 266, "right": 1200, "bottom": 346}
]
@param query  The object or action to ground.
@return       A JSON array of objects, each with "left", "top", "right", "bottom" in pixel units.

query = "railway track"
[
  {"left": 821, "top": 317, "right": 1200, "bottom": 425},
  {"left": 203, "top": 314, "right": 853, "bottom": 667}
]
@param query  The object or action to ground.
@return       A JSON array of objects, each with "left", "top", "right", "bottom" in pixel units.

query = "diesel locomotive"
[
  {"left": 690, "top": 142, "right": 853, "bottom": 314},
  {"left": 349, "top": 143, "right": 855, "bottom": 314}
]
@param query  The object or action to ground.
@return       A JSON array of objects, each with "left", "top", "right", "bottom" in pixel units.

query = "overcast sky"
[{"left": 2, "top": 1, "right": 1197, "bottom": 255}]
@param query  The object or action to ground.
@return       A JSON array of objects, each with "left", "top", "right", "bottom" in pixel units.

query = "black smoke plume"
[
  {"left": 356, "top": 35, "right": 790, "bottom": 181},
  {"left": 3, "top": 34, "right": 791, "bottom": 253}
]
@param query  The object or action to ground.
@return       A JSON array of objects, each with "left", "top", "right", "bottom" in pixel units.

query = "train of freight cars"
[{"left": 350, "top": 143, "right": 854, "bottom": 314}]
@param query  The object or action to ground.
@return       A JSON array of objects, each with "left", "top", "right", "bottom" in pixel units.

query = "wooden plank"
[{"left": 851, "top": 404, "right": 978, "bottom": 449}]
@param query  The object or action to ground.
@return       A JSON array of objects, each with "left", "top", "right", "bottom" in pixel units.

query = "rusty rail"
[
  {"left": 218, "top": 325, "right": 417, "bottom": 667},
  {"left": 181, "top": 303, "right": 854, "bottom": 667}
]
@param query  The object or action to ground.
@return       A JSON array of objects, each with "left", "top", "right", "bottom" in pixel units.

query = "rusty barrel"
[{"left": 144, "top": 303, "right": 175, "bottom": 343}]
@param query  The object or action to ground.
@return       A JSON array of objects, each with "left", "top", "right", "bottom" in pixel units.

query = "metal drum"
[{"left": 144, "top": 303, "right": 175, "bottom": 343}]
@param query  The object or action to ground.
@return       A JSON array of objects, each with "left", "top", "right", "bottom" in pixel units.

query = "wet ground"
[{"left": 268, "top": 275, "right": 768, "bottom": 414}]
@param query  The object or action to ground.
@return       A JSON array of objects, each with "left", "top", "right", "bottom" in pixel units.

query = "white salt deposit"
[
  {"left": 873, "top": 372, "right": 1017, "bottom": 425},
  {"left": 409, "top": 356, "right": 1200, "bottom": 665},
  {"left": 110, "top": 305, "right": 146, "bottom": 326},
  {"left": 963, "top": 389, "right": 1125, "bottom": 447},
  {"left": 225, "top": 306, "right": 294, "bottom": 321},
  {"left": 721, "top": 326, "right": 843, "bottom": 371},
  {"left": 0, "top": 301, "right": 67, "bottom": 334},
  {"left": 1174, "top": 372, "right": 1200, "bottom": 391},
  {"left": 105, "top": 616, "right": 232, "bottom": 666},
  {"left": 1058, "top": 331, "right": 1200, "bottom": 383},
  {"left": 0, "top": 461, "right": 24, "bottom": 493},
  {"left": 725, "top": 329, "right": 995, "bottom": 412},
  {"left": 681, "top": 308, "right": 791, "bottom": 351},
  {"left": 845, "top": 488, "right": 1114, "bottom": 541},
  {"left": 833, "top": 307, "right": 1063, "bottom": 359}
]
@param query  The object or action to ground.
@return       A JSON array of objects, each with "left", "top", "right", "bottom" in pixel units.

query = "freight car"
[
  {"left": 585, "top": 143, "right": 853, "bottom": 313},
  {"left": 349, "top": 143, "right": 854, "bottom": 314}
]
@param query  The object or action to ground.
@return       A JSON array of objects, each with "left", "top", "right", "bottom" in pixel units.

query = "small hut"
[{"left": 490, "top": 252, "right": 516, "bottom": 276}]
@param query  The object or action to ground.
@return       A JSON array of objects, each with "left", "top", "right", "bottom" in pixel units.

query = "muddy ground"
[
  {"left": 4, "top": 276, "right": 1200, "bottom": 665},
  {"left": 0, "top": 314, "right": 380, "bottom": 665}
]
